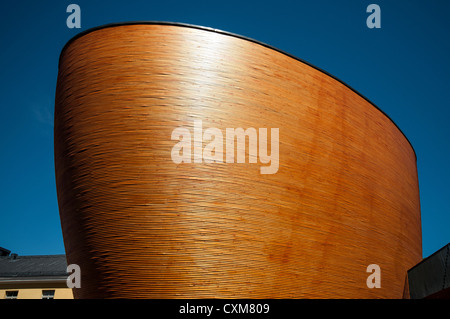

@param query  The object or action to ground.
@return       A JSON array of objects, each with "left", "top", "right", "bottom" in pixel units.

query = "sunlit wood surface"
[{"left": 55, "top": 23, "right": 422, "bottom": 298}]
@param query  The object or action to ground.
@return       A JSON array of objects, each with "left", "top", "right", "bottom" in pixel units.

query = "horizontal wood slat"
[{"left": 54, "top": 23, "right": 421, "bottom": 298}]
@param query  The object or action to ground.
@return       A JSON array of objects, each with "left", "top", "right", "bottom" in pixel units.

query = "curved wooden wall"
[{"left": 54, "top": 23, "right": 422, "bottom": 298}]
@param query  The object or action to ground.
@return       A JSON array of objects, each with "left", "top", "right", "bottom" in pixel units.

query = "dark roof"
[
  {"left": 0, "top": 255, "right": 69, "bottom": 278},
  {"left": 408, "top": 243, "right": 450, "bottom": 299}
]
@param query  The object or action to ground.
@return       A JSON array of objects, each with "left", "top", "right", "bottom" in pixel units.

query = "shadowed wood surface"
[{"left": 54, "top": 23, "right": 422, "bottom": 298}]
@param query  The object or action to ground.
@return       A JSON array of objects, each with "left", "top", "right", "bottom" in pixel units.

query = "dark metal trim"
[{"left": 58, "top": 21, "right": 417, "bottom": 160}]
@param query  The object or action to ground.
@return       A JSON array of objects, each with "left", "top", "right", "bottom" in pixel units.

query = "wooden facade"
[{"left": 54, "top": 23, "right": 422, "bottom": 298}]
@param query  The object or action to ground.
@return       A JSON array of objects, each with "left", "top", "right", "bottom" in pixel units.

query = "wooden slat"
[{"left": 54, "top": 23, "right": 421, "bottom": 298}]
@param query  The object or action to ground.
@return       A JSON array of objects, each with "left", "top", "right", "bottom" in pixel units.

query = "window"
[
  {"left": 42, "top": 290, "right": 55, "bottom": 299},
  {"left": 5, "top": 291, "right": 18, "bottom": 299}
]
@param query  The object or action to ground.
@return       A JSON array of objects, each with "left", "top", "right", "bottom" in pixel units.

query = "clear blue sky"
[{"left": 0, "top": 0, "right": 448, "bottom": 259}]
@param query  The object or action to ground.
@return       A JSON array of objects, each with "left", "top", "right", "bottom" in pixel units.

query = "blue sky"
[{"left": 0, "top": 0, "right": 448, "bottom": 259}]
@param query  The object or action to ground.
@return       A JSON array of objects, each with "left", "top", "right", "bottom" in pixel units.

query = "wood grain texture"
[{"left": 54, "top": 23, "right": 422, "bottom": 298}]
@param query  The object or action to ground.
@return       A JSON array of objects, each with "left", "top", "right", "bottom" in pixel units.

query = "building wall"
[
  {"left": 0, "top": 288, "right": 73, "bottom": 299},
  {"left": 55, "top": 23, "right": 422, "bottom": 299}
]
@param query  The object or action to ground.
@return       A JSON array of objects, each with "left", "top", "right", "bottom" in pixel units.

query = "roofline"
[
  {"left": 0, "top": 272, "right": 69, "bottom": 277},
  {"left": 408, "top": 243, "right": 450, "bottom": 273},
  {"left": 57, "top": 21, "right": 417, "bottom": 161},
  {"left": 0, "top": 254, "right": 67, "bottom": 259},
  {"left": 0, "top": 276, "right": 68, "bottom": 283}
]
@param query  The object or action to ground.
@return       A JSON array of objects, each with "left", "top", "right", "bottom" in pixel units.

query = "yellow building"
[{"left": 0, "top": 248, "right": 73, "bottom": 299}]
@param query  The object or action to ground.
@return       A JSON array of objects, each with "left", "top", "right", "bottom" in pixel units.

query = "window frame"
[
  {"left": 41, "top": 289, "right": 55, "bottom": 299},
  {"left": 5, "top": 290, "right": 18, "bottom": 299}
]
